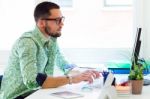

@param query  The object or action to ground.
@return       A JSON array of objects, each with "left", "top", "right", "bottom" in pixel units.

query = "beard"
[{"left": 45, "top": 26, "right": 61, "bottom": 38}]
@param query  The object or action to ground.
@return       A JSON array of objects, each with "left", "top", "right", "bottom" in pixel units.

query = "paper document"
[{"left": 51, "top": 91, "right": 84, "bottom": 99}]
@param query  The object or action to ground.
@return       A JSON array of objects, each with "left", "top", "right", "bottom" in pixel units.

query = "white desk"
[{"left": 26, "top": 82, "right": 150, "bottom": 99}]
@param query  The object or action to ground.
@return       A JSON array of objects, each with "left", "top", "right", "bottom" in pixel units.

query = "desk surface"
[{"left": 26, "top": 82, "right": 150, "bottom": 99}]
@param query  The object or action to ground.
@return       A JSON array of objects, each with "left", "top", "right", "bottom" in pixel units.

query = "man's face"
[{"left": 43, "top": 9, "right": 64, "bottom": 38}]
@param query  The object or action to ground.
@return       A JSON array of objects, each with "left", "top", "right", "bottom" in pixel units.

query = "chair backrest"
[{"left": 0, "top": 75, "right": 3, "bottom": 88}]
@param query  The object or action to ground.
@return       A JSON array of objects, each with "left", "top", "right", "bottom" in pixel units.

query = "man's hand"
[{"left": 72, "top": 70, "right": 100, "bottom": 84}]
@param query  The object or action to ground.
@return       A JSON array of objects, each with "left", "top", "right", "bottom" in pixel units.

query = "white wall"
[
  {"left": 133, "top": 0, "right": 150, "bottom": 61},
  {"left": 135, "top": 0, "right": 150, "bottom": 60},
  {"left": 142, "top": 0, "right": 150, "bottom": 60},
  {"left": 0, "top": 0, "right": 133, "bottom": 50}
]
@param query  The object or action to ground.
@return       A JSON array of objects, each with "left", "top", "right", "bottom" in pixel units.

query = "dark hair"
[{"left": 34, "top": 1, "right": 60, "bottom": 22}]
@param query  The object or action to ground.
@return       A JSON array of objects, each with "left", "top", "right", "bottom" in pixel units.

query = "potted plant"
[{"left": 128, "top": 60, "right": 144, "bottom": 94}]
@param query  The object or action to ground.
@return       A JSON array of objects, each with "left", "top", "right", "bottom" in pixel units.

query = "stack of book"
[{"left": 115, "top": 83, "right": 131, "bottom": 97}]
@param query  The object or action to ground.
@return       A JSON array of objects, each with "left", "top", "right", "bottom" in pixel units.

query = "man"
[{"left": 0, "top": 1, "right": 100, "bottom": 99}]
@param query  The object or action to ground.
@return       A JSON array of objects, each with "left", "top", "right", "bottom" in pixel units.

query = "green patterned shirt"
[{"left": 0, "top": 26, "right": 69, "bottom": 99}]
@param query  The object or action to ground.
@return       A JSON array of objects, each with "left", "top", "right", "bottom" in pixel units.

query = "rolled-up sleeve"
[{"left": 17, "top": 38, "right": 39, "bottom": 89}]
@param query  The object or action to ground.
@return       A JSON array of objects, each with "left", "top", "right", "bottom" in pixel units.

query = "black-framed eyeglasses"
[{"left": 42, "top": 16, "right": 65, "bottom": 25}]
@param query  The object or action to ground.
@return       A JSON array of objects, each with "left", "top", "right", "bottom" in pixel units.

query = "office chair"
[{"left": 0, "top": 75, "right": 3, "bottom": 88}]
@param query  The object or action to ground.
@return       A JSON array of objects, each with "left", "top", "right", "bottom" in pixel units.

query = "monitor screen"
[{"left": 131, "top": 28, "right": 142, "bottom": 69}]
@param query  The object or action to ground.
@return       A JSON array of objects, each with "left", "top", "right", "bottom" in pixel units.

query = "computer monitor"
[
  {"left": 131, "top": 28, "right": 150, "bottom": 86},
  {"left": 131, "top": 28, "right": 142, "bottom": 69}
]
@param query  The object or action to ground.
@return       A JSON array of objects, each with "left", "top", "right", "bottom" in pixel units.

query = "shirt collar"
[{"left": 33, "top": 26, "right": 50, "bottom": 46}]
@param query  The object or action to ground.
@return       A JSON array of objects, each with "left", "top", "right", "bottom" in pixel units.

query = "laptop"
[{"left": 98, "top": 72, "right": 117, "bottom": 99}]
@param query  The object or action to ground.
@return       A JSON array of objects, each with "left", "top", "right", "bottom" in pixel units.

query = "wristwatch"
[{"left": 66, "top": 75, "right": 73, "bottom": 84}]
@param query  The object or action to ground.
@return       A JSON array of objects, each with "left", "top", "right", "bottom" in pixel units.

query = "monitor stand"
[{"left": 144, "top": 79, "right": 150, "bottom": 86}]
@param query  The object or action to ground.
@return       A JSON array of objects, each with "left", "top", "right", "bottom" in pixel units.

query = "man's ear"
[{"left": 37, "top": 20, "right": 46, "bottom": 28}]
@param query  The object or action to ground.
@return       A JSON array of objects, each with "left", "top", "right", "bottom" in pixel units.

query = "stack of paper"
[{"left": 51, "top": 91, "right": 84, "bottom": 99}]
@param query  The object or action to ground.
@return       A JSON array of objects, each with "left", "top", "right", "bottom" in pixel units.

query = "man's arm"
[
  {"left": 41, "top": 70, "right": 100, "bottom": 88},
  {"left": 42, "top": 76, "right": 70, "bottom": 88},
  {"left": 17, "top": 38, "right": 39, "bottom": 88},
  {"left": 17, "top": 38, "right": 100, "bottom": 88}
]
